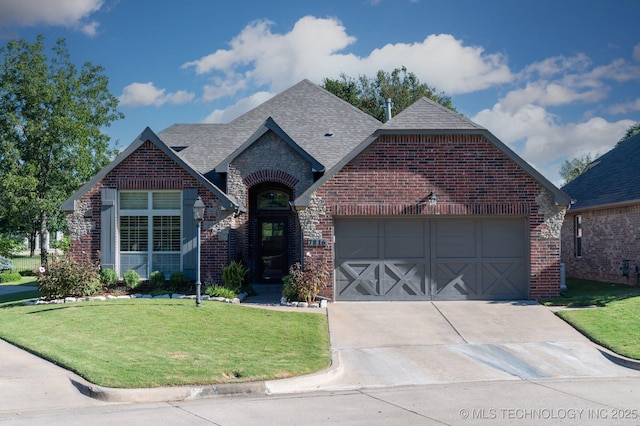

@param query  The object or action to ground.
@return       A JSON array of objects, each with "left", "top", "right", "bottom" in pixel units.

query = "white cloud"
[
  {"left": 473, "top": 102, "right": 635, "bottom": 185},
  {"left": 633, "top": 43, "right": 640, "bottom": 62},
  {"left": 364, "top": 34, "right": 512, "bottom": 93},
  {"left": 118, "top": 82, "right": 195, "bottom": 107},
  {"left": 183, "top": 16, "right": 511, "bottom": 100},
  {"left": 607, "top": 97, "right": 640, "bottom": 115},
  {"left": 203, "top": 91, "right": 275, "bottom": 123},
  {"left": 0, "top": 0, "right": 103, "bottom": 34}
]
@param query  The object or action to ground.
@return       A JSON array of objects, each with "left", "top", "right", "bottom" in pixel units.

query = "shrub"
[
  {"left": 50, "top": 236, "right": 71, "bottom": 253},
  {"left": 283, "top": 258, "right": 330, "bottom": 303},
  {"left": 222, "top": 261, "right": 248, "bottom": 292},
  {"left": 149, "top": 270, "right": 165, "bottom": 289},
  {"left": 205, "top": 285, "right": 237, "bottom": 299},
  {"left": 0, "top": 234, "right": 24, "bottom": 258},
  {"left": 0, "top": 255, "right": 13, "bottom": 271},
  {"left": 123, "top": 269, "right": 141, "bottom": 290},
  {"left": 100, "top": 268, "right": 119, "bottom": 287},
  {"left": 0, "top": 272, "right": 21, "bottom": 283},
  {"left": 169, "top": 271, "right": 191, "bottom": 292},
  {"left": 37, "top": 256, "right": 102, "bottom": 299}
]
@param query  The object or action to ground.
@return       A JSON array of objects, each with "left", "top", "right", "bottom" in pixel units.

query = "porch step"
[{"left": 251, "top": 283, "right": 283, "bottom": 293}]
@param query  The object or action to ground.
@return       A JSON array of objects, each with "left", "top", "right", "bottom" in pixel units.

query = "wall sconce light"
[{"left": 428, "top": 192, "right": 437, "bottom": 206}]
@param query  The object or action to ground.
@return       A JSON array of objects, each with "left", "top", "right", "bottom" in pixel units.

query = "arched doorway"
[{"left": 249, "top": 183, "right": 296, "bottom": 283}]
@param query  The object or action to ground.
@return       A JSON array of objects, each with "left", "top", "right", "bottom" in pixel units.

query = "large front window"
[{"left": 119, "top": 191, "right": 181, "bottom": 278}]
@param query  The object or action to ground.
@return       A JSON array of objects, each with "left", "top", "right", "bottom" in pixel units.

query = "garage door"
[{"left": 334, "top": 217, "right": 527, "bottom": 301}]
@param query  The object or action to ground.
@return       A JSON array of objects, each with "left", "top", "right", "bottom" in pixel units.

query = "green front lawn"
[
  {"left": 557, "top": 298, "right": 640, "bottom": 359},
  {"left": 0, "top": 297, "right": 330, "bottom": 388},
  {"left": 541, "top": 278, "right": 640, "bottom": 360}
]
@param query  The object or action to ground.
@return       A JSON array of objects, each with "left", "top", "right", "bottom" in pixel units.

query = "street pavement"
[{"left": 1, "top": 288, "right": 640, "bottom": 423}]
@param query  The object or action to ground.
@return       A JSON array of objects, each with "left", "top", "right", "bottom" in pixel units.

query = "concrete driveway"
[{"left": 266, "top": 300, "right": 640, "bottom": 393}]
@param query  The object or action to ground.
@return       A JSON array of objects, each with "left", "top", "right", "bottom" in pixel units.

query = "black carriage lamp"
[
  {"left": 428, "top": 192, "right": 437, "bottom": 206},
  {"left": 192, "top": 196, "right": 205, "bottom": 307}
]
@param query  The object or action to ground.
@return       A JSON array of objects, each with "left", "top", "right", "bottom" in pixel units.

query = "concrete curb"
[
  {"left": 597, "top": 346, "right": 640, "bottom": 371},
  {"left": 68, "top": 348, "right": 343, "bottom": 403},
  {"left": 71, "top": 377, "right": 268, "bottom": 403},
  {"left": 265, "top": 350, "right": 343, "bottom": 394}
]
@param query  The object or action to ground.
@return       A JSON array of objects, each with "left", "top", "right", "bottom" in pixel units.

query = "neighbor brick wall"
[
  {"left": 562, "top": 204, "right": 640, "bottom": 285},
  {"left": 66, "top": 140, "right": 230, "bottom": 282},
  {"left": 305, "top": 133, "right": 564, "bottom": 299}
]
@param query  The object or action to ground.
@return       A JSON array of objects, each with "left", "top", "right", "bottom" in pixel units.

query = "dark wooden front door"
[{"left": 258, "top": 218, "right": 288, "bottom": 282}]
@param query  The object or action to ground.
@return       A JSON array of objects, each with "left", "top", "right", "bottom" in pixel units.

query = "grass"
[
  {"left": 540, "top": 278, "right": 640, "bottom": 360},
  {"left": 557, "top": 298, "right": 640, "bottom": 359},
  {"left": 540, "top": 278, "right": 640, "bottom": 306},
  {"left": 0, "top": 296, "right": 330, "bottom": 388}
]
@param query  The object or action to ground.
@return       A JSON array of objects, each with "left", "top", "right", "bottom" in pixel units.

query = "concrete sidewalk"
[{"left": 1, "top": 299, "right": 639, "bottom": 410}]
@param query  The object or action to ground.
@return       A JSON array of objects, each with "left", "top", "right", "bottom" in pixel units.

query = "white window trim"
[{"left": 118, "top": 191, "right": 183, "bottom": 278}]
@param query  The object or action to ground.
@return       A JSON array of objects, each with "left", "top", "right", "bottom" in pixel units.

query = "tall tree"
[
  {"left": 559, "top": 152, "right": 598, "bottom": 185},
  {"left": 0, "top": 35, "right": 123, "bottom": 265},
  {"left": 322, "top": 66, "right": 456, "bottom": 122},
  {"left": 616, "top": 122, "right": 640, "bottom": 146}
]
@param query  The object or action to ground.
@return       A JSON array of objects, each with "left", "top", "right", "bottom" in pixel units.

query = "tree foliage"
[
  {"left": 322, "top": 66, "right": 456, "bottom": 122},
  {"left": 0, "top": 35, "right": 123, "bottom": 264},
  {"left": 616, "top": 122, "right": 640, "bottom": 146},
  {"left": 560, "top": 152, "right": 598, "bottom": 185}
]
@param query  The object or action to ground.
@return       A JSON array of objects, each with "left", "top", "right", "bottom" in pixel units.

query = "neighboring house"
[
  {"left": 62, "top": 80, "right": 570, "bottom": 301},
  {"left": 561, "top": 133, "right": 640, "bottom": 285}
]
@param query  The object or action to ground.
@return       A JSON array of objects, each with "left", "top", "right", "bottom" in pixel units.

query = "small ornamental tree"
[{"left": 283, "top": 258, "right": 330, "bottom": 303}]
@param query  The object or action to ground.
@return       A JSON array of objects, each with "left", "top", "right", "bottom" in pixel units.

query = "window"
[
  {"left": 574, "top": 215, "right": 582, "bottom": 257},
  {"left": 119, "top": 191, "right": 181, "bottom": 278},
  {"left": 257, "top": 190, "right": 289, "bottom": 210}
]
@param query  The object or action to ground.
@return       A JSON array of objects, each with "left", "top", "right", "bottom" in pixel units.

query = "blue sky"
[{"left": 1, "top": 0, "right": 639, "bottom": 185}]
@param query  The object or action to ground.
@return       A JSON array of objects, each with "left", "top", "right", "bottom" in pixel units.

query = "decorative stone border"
[{"left": 23, "top": 292, "right": 248, "bottom": 306}]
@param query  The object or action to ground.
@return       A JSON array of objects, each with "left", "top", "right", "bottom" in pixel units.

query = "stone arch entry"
[{"left": 248, "top": 182, "right": 296, "bottom": 283}]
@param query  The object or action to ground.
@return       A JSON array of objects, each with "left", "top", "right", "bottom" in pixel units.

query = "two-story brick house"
[{"left": 62, "top": 79, "right": 570, "bottom": 300}]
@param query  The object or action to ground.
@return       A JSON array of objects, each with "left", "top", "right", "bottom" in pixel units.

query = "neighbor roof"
[{"left": 561, "top": 133, "right": 640, "bottom": 211}]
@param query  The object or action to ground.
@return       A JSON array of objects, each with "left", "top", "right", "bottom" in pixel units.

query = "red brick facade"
[
  {"left": 562, "top": 204, "right": 640, "bottom": 285},
  {"left": 69, "top": 141, "right": 229, "bottom": 283},
  {"left": 305, "top": 134, "right": 562, "bottom": 299}
]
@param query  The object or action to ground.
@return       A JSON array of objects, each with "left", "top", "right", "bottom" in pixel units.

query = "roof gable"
[
  {"left": 561, "top": 133, "right": 640, "bottom": 210},
  {"left": 158, "top": 80, "right": 381, "bottom": 175},
  {"left": 60, "top": 127, "right": 240, "bottom": 212},
  {"left": 216, "top": 117, "right": 324, "bottom": 173},
  {"left": 296, "top": 99, "right": 570, "bottom": 207},
  {"left": 383, "top": 97, "right": 485, "bottom": 130}
]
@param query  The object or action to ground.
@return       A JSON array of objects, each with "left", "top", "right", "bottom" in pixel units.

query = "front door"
[{"left": 259, "top": 218, "right": 288, "bottom": 282}]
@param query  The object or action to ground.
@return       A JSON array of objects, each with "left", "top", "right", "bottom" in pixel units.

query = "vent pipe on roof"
[{"left": 385, "top": 98, "right": 393, "bottom": 122}]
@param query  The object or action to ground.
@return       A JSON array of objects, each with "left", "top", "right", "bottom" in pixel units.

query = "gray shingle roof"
[
  {"left": 561, "top": 133, "right": 640, "bottom": 210},
  {"left": 383, "top": 97, "right": 485, "bottom": 130},
  {"left": 158, "top": 80, "right": 382, "bottom": 175}
]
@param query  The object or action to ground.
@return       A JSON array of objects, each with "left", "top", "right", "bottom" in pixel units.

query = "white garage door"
[{"left": 334, "top": 217, "right": 528, "bottom": 301}]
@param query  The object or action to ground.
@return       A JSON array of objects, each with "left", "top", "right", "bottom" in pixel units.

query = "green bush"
[
  {"left": 169, "top": 271, "right": 191, "bottom": 292},
  {"left": 149, "top": 270, "right": 165, "bottom": 289},
  {"left": 100, "top": 268, "right": 119, "bottom": 287},
  {"left": 123, "top": 269, "right": 141, "bottom": 290},
  {"left": 37, "top": 256, "right": 103, "bottom": 299},
  {"left": 50, "top": 236, "right": 71, "bottom": 252},
  {"left": 222, "top": 261, "right": 248, "bottom": 292},
  {"left": 205, "top": 285, "right": 237, "bottom": 299},
  {"left": 0, "top": 255, "right": 13, "bottom": 271},
  {"left": 283, "top": 258, "right": 330, "bottom": 303},
  {"left": 0, "top": 234, "right": 24, "bottom": 258},
  {"left": 282, "top": 274, "right": 298, "bottom": 301},
  {"left": 0, "top": 271, "right": 21, "bottom": 283}
]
